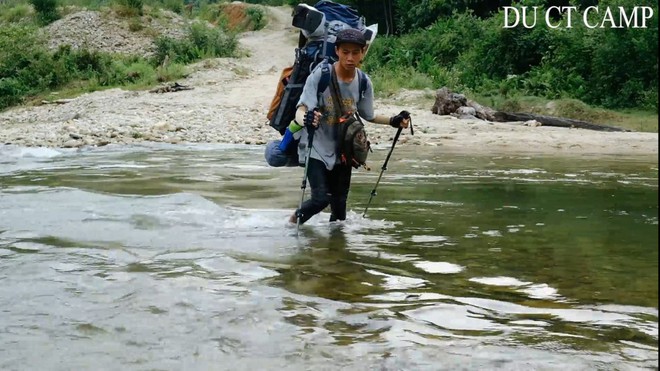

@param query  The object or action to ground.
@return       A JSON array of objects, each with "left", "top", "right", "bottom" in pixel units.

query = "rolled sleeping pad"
[{"left": 265, "top": 140, "right": 299, "bottom": 167}]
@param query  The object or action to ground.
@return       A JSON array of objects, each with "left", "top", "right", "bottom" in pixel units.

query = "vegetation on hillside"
[{"left": 0, "top": 0, "right": 265, "bottom": 110}]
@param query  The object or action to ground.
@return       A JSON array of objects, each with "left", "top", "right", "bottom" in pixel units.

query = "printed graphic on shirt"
[{"left": 322, "top": 91, "right": 356, "bottom": 125}]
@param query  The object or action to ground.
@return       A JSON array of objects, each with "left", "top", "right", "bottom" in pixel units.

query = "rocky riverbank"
[{"left": 1, "top": 5, "right": 657, "bottom": 157}]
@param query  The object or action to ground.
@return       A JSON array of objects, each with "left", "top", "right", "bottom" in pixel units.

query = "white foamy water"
[
  {"left": 521, "top": 283, "right": 562, "bottom": 300},
  {"left": 469, "top": 277, "right": 562, "bottom": 301},
  {"left": 366, "top": 269, "right": 427, "bottom": 290},
  {"left": 413, "top": 261, "right": 465, "bottom": 274},
  {"left": 470, "top": 276, "right": 532, "bottom": 287},
  {"left": 0, "top": 145, "right": 63, "bottom": 159},
  {"left": 411, "top": 235, "right": 449, "bottom": 243}
]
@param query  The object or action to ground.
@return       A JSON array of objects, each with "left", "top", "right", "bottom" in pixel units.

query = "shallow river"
[{"left": 0, "top": 143, "right": 657, "bottom": 370}]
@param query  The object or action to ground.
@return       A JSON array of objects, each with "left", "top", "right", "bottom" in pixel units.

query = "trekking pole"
[
  {"left": 296, "top": 110, "right": 317, "bottom": 235},
  {"left": 295, "top": 17, "right": 332, "bottom": 235},
  {"left": 363, "top": 118, "right": 413, "bottom": 218}
]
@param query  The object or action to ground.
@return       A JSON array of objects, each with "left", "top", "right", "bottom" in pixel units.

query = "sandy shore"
[{"left": 0, "top": 6, "right": 657, "bottom": 159}]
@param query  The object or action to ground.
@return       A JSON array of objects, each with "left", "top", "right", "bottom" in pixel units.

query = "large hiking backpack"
[{"left": 267, "top": 1, "right": 376, "bottom": 135}]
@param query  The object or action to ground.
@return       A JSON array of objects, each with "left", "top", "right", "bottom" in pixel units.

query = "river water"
[{"left": 0, "top": 143, "right": 657, "bottom": 370}]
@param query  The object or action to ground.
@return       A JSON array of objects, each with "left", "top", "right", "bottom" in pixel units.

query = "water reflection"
[
  {"left": 0, "top": 143, "right": 657, "bottom": 369},
  {"left": 266, "top": 222, "right": 658, "bottom": 363}
]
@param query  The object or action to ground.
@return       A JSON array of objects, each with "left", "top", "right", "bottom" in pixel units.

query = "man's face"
[{"left": 336, "top": 43, "right": 365, "bottom": 70}]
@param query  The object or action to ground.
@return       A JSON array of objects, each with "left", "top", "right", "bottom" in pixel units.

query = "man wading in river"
[{"left": 289, "top": 28, "right": 411, "bottom": 225}]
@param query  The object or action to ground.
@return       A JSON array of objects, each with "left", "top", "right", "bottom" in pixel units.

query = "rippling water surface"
[{"left": 0, "top": 143, "right": 657, "bottom": 370}]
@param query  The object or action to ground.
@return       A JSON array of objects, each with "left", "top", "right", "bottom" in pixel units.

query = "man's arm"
[
  {"left": 295, "top": 65, "right": 322, "bottom": 124},
  {"left": 295, "top": 105, "right": 307, "bottom": 126},
  {"left": 368, "top": 115, "right": 392, "bottom": 126},
  {"left": 357, "top": 75, "right": 410, "bottom": 128},
  {"left": 365, "top": 113, "right": 411, "bottom": 129}
]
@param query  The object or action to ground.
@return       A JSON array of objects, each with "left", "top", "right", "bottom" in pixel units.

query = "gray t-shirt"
[{"left": 296, "top": 63, "right": 375, "bottom": 170}]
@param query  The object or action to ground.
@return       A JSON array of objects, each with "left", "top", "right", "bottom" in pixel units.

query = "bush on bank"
[{"left": 0, "top": 0, "right": 260, "bottom": 110}]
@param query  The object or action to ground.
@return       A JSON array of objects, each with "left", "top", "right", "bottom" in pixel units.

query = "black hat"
[{"left": 335, "top": 28, "right": 367, "bottom": 47}]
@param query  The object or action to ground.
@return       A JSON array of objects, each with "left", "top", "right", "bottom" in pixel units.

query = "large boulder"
[{"left": 431, "top": 87, "right": 467, "bottom": 115}]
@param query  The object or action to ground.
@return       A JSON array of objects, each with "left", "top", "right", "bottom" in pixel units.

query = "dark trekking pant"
[{"left": 296, "top": 158, "right": 352, "bottom": 224}]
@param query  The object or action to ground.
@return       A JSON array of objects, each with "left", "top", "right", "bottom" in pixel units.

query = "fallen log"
[
  {"left": 467, "top": 99, "right": 499, "bottom": 121},
  {"left": 41, "top": 98, "right": 75, "bottom": 105},
  {"left": 431, "top": 86, "right": 630, "bottom": 132},
  {"left": 149, "top": 82, "right": 193, "bottom": 94},
  {"left": 492, "top": 112, "right": 630, "bottom": 132}
]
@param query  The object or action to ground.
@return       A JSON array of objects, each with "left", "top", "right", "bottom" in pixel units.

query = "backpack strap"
[
  {"left": 317, "top": 59, "right": 331, "bottom": 96},
  {"left": 328, "top": 66, "right": 366, "bottom": 114},
  {"left": 357, "top": 69, "right": 367, "bottom": 101},
  {"left": 329, "top": 66, "right": 347, "bottom": 119}
]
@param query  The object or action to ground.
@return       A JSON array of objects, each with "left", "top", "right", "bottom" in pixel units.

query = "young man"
[{"left": 290, "top": 28, "right": 411, "bottom": 225}]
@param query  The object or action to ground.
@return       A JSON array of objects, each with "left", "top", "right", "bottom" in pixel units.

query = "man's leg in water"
[
  {"left": 329, "top": 163, "right": 352, "bottom": 222},
  {"left": 293, "top": 158, "right": 331, "bottom": 224}
]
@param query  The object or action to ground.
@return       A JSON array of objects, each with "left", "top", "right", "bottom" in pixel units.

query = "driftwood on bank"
[
  {"left": 491, "top": 112, "right": 630, "bottom": 132},
  {"left": 431, "top": 87, "right": 467, "bottom": 115},
  {"left": 467, "top": 99, "right": 499, "bottom": 121},
  {"left": 149, "top": 82, "right": 193, "bottom": 94},
  {"left": 431, "top": 87, "right": 630, "bottom": 132},
  {"left": 41, "top": 98, "right": 75, "bottom": 105}
]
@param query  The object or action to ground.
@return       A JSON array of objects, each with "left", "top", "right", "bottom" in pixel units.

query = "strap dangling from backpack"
[
  {"left": 329, "top": 66, "right": 347, "bottom": 120},
  {"left": 328, "top": 67, "right": 349, "bottom": 163}
]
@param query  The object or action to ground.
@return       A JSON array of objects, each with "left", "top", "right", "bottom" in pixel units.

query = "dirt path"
[{"left": 202, "top": 5, "right": 298, "bottom": 109}]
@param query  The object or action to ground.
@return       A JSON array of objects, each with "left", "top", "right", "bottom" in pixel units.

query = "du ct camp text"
[{"left": 503, "top": 5, "right": 655, "bottom": 29}]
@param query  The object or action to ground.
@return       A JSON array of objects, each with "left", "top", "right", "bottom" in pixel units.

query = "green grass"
[
  {"left": 25, "top": 59, "right": 188, "bottom": 107},
  {"left": 0, "top": 3, "right": 34, "bottom": 22},
  {"left": 370, "top": 66, "right": 436, "bottom": 98}
]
